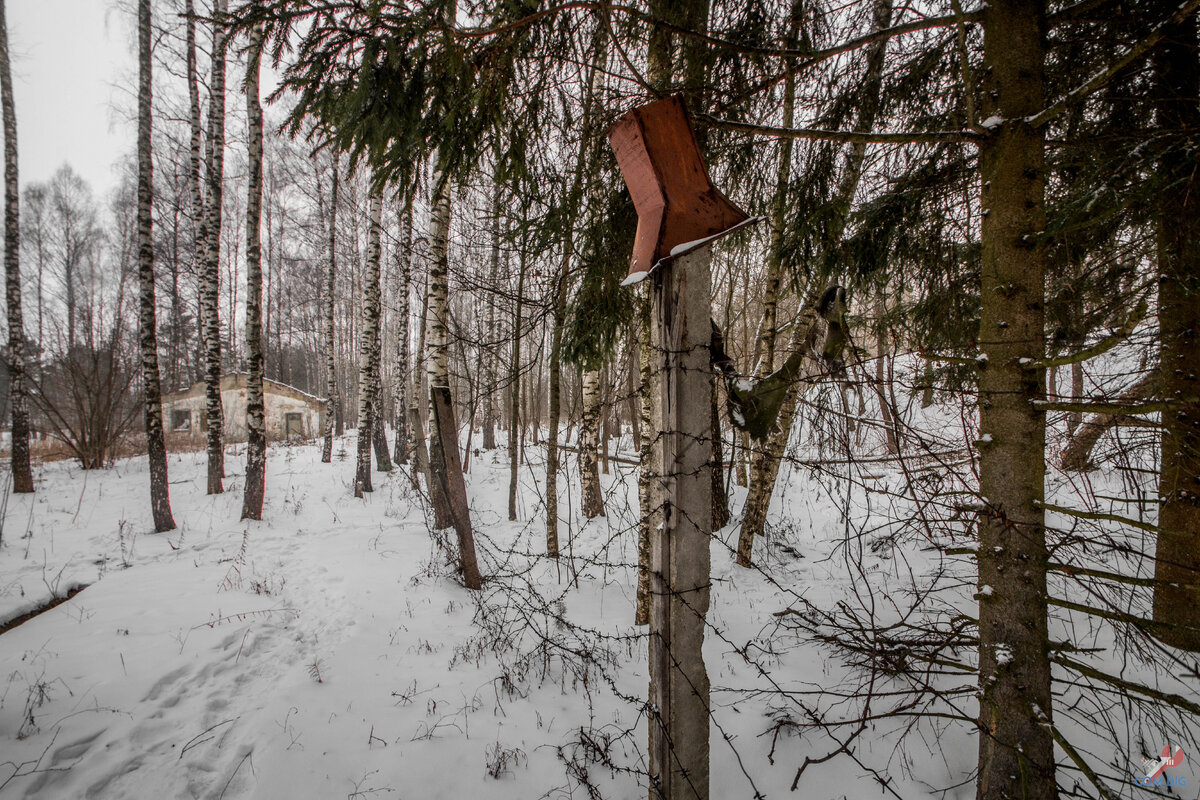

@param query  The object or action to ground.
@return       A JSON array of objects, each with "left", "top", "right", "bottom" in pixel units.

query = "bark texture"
[
  {"left": 321, "top": 157, "right": 338, "bottom": 463},
  {"left": 507, "top": 245, "right": 525, "bottom": 522},
  {"left": 186, "top": 0, "right": 202, "bottom": 349},
  {"left": 241, "top": 28, "right": 266, "bottom": 521},
  {"left": 355, "top": 188, "right": 384, "bottom": 496},
  {"left": 425, "top": 167, "right": 482, "bottom": 589},
  {"left": 425, "top": 176, "right": 454, "bottom": 528},
  {"left": 1151, "top": 9, "right": 1200, "bottom": 651},
  {"left": 546, "top": 274, "right": 564, "bottom": 557},
  {"left": 136, "top": 0, "right": 174, "bottom": 530},
  {"left": 736, "top": 0, "right": 892, "bottom": 567},
  {"left": 392, "top": 200, "right": 412, "bottom": 465},
  {"left": 481, "top": 190, "right": 500, "bottom": 453},
  {"left": 200, "top": 0, "right": 228, "bottom": 495},
  {"left": 636, "top": 303, "right": 656, "bottom": 625},
  {"left": 580, "top": 369, "right": 606, "bottom": 518},
  {"left": 736, "top": 296, "right": 823, "bottom": 567},
  {"left": 974, "top": 2, "right": 1055, "bottom": 797},
  {"left": 0, "top": 0, "right": 31, "bottom": 494}
]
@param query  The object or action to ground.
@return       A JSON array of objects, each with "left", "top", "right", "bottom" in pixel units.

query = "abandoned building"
[{"left": 161, "top": 373, "right": 327, "bottom": 448}]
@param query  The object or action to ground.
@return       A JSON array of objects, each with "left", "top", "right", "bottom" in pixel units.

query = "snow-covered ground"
[{"left": 0, "top": 403, "right": 1190, "bottom": 798}]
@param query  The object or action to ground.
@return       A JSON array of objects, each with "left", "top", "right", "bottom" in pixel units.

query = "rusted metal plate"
[{"left": 608, "top": 95, "right": 749, "bottom": 284}]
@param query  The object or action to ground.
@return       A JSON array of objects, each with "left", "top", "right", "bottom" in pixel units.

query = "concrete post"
[{"left": 648, "top": 246, "right": 712, "bottom": 800}]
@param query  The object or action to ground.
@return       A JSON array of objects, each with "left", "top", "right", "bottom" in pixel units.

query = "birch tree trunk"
[
  {"left": 241, "top": 28, "right": 266, "bottom": 521},
  {"left": 750, "top": 0, "right": 802, "bottom": 381},
  {"left": 200, "top": 0, "right": 227, "bottom": 495},
  {"left": 1150, "top": 8, "right": 1200, "bottom": 651},
  {"left": 371, "top": 352, "right": 393, "bottom": 472},
  {"left": 1067, "top": 359, "right": 1084, "bottom": 435},
  {"left": 136, "top": 0, "right": 174, "bottom": 530},
  {"left": 321, "top": 157, "right": 338, "bottom": 463},
  {"left": 579, "top": 369, "right": 606, "bottom": 518},
  {"left": 0, "top": 0, "right": 32, "bottom": 494},
  {"left": 424, "top": 180, "right": 454, "bottom": 528},
  {"left": 371, "top": 210, "right": 393, "bottom": 475},
  {"left": 355, "top": 188, "right": 384, "bottom": 496},
  {"left": 393, "top": 200, "right": 412, "bottom": 465},
  {"left": 412, "top": 274, "right": 432, "bottom": 491},
  {"left": 546, "top": 276, "right": 566, "bottom": 557},
  {"left": 481, "top": 189, "right": 500, "bottom": 453},
  {"left": 507, "top": 244, "right": 525, "bottom": 522},
  {"left": 186, "top": 0, "right": 203, "bottom": 383},
  {"left": 426, "top": 167, "right": 482, "bottom": 589},
  {"left": 974, "top": 2, "right": 1054, "bottom": 797},
  {"left": 874, "top": 292, "right": 900, "bottom": 454},
  {"left": 548, "top": 23, "right": 608, "bottom": 557},
  {"left": 737, "top": 0, "right": 892, "bottom": 567}
]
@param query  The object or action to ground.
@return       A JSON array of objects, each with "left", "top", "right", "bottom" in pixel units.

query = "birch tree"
[
  {"left": 392, "top": 199, "right": 412, "bottom": 465},
  {"left": 320, "top": 156, "right": 338, "bottom": 463},
  {"left": 199, "top": 0, "right": 228, "bottom": 495},
  {"left": 0, "top": 0, "right": 32, "bottom": 494},
  {"left": 355, "top": 187, "right": 383, "bottom": 496},
  {"left": 736, "top": 0, "right": 892, "bottom": 567},
  {"left": 579, "top": 369, "right": 605, "bottom": 518},
  {"left": 136, "top": 0, "right": 174, "bottom": 531},
  {"left": 427, "top": 165, "right": 482, "bottom": 589},
  {"left": 506, "top": 209, "right": 524, "bottom": 523},
  {"left": 242, "top": 26, "right": 266, "bottom": 520}
]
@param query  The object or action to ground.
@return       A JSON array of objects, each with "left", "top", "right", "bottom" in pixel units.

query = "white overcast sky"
[{"left": 9, "top": 0, "right": 135, "bottom": 199}]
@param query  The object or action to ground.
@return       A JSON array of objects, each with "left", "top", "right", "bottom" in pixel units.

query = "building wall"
[{"left": 162, "top": 381, "right": 325, "bottom": 450}]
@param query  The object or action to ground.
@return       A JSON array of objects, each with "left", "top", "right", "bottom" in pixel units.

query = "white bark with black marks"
[
  {"left": 242, "top": 27, "right": 266, "bottom": 521},
  {"left": 137, "top": 0, "right": 174, "bottom": 530},
  {"left": 355, "top": 187, "right": 384, "bottom": 496},
  {"left": 0, "top": 0, "right": 32, "bottom": 494},
  {"left": 321, "top": 156, "right": 338, "bottom": 463},
  {"left": 392, "top": 200, "right": 412, "bottom": 465},
  {"left": 199, "top": 0, "right": 227, "bottom": 495}
]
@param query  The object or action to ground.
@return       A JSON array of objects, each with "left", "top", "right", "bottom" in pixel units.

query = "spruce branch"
[
  {"left": 1026, "top": 0, "right": 1200, "bottom": 129},
  {"left": 1031, "top": 300, "right": 1148, "bottom": 369},
  {"left": 697, "top": 115, "right": 977, "bottom": 144}
]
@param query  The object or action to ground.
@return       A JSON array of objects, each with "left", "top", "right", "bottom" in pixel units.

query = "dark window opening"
[{"left": 285, "top": 412, "right": 304, "bottom": 439}]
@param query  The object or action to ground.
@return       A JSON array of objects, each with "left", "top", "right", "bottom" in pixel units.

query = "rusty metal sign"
[{"left": 608, "top": 95, "right": 752, "bottom": 285}]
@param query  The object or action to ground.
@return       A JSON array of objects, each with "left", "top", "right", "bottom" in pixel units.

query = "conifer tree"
[{"left": 1150, "top": 7, "right": 1200, "bottom": 651}]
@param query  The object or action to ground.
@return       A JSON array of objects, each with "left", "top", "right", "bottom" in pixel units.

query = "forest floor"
[{"left": 0, "top": 412, "right": 1177, "bottom": 799}]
